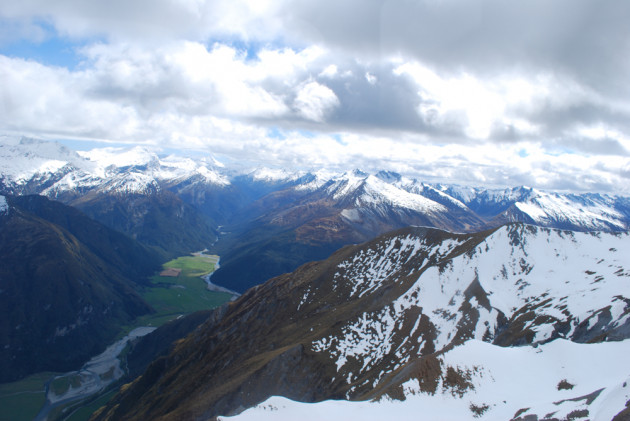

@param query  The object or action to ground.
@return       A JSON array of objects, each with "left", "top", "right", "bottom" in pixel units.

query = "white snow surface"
[
  {"left": 0, "top": 136, "right": 94, "bottom": 182},
  {"left": 326, "top": 173, "right": 447, "bottom": 214},
  {"left": 311, "top": 225, "right": 630, "bottom": 399},
  {"left": 515, "top": 191, "right": 625, "bottom": 230},
  {"left": 219, "top": 339, "right": 630, "bottom": 421}
]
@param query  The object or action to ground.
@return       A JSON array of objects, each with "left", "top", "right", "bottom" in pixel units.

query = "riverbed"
[{"left": 34, "top": 326, "right": 155, "bottom": 421}]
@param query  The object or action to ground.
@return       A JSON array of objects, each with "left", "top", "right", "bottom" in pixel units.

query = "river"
[{"left": 34, "top": 327, "right": 156, "bottom": 421}]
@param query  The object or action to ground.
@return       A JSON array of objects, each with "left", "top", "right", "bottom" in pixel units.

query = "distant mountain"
[
  {"left": 92, "top": 224, "right": 630, "bottom": 421},
  {"left": 0, "top": 195, "right": 161, "bottom": 382},
  {"left": 436, "top": 184, "right": 630, "bottom": 231},
  {"left": 4, "top": 136, "right": 630, "bottom": 292},
  {"left": 209, "top": 171, "right": 630, "bottom": 293},
  {"left": 66, "top": 189, "right": 217, "bottom": 259},
  {"left": 210, "top": 171, "right": 486, "bottom": 292},
  {"left": 1, "top": 137, "right": 218, "bottom": 258}
]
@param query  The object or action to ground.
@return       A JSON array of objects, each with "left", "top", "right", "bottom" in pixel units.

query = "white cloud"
[
  {"left": 0, "top": 0, "right": 287, "bottom": 44},
  {"left": 1, "top": 0, "right": 630, "bottom": 193},
  {"left": 365, "top": 72, "right": 377, "bottom": 85},
  {"left": 319, "top": 64, "right": 338, "bottom": 78},
  {"left": 293, "top": 81, "right": 339, "bottom": 122}
]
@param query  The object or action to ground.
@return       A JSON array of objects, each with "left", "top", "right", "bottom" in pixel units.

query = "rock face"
[
  {"left": 92, "top": 224, "right": 630, "bottom": 421},
  {"left": 0, "top": 195, "right": 160, "bottom": 382}
]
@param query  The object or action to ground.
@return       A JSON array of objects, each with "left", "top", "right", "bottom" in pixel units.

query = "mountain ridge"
[
  {"left": 91, "top": 223, "right": 630, "bottom": 420},
  {"left": 4, "top": 135, "right": 630, "bottom": 293}
]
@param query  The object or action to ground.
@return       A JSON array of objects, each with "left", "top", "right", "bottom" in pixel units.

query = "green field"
[
  {"left": 0, "top": 372, "right": 55, "bottom": 421},
  {"left": 0, "top": 253, "right": 232, "bottom": 421},
  {"left": 115, "top": 253, "right": 230, "bottom": 336},
  {"left": 132, "top": 253, "right": 231, "bottom": 328}
]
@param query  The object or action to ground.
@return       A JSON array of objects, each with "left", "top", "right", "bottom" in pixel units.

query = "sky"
[{"left": 1, "top": 0, "right": 630, "bottom": 193}]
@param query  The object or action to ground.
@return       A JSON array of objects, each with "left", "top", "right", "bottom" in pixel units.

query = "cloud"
[
  {"left": 1, "top": 0, "right": 630, "bottom": 193},
  {"left": 0, "top": 17, "right": 49, "bottom": 45},
  {"left": 0, "top": 0, "right": 286, "bottom": 44},
  {"left": 293, "top": 81, "right": 339, "bottom": 122}
]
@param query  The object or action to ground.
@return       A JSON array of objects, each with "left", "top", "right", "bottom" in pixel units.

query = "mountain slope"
[
  {"left": 67, "top": 189, "right": 217, "bottom": 259},
  {"left": 210, "top": 172, "right": 486, "bottom": 292},
  {"left": 92, "top": 224, "right": 630, "bottom": 420},
  {"left": 9, "top": 194, "right": 162, "bottom": 280},
  {"left": 0, "top": 195, "right": 160, "bottom": 382}
]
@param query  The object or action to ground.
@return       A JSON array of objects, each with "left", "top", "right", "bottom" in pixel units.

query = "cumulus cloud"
[
  {"left": 1, "top": 0, "right": 629, "bottom": 193},
  {"left": 294, "top": 81, "right": 339, "bottom": 122}
]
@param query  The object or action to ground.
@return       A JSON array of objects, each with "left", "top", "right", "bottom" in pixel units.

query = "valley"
[{"left": 0, "top": 252, "right": 232, "bottom": 421}]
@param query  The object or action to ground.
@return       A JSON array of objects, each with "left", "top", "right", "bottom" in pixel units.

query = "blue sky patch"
[{"left": 0, "top": 21, "right": 89, "bottom": 70}]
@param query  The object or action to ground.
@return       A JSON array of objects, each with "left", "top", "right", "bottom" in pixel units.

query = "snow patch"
[
  {"left": 340, "top": 208, "right": 361, "bottom": 222},
  {"left": 0, "top": 195, "right": 7, "bottom": 214}
]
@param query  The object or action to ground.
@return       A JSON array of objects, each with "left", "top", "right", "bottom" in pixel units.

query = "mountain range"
[
  {"left": 2, "top": 135, "right": 630, "bottom": 419},
  {"left": 91, "top": 223, "right": 630, "bottom": 420},
  {"left": 2, "top": 135, "right": 630, "bottom": 293}
]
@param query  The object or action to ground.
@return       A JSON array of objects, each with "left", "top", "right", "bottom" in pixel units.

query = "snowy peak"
[
  {"left": 511, "top": 190, "right": 626, "bottom": 231},
  {"left": 3, "top": 137, "right": 630, "bottom": 234},
  {"left": 0, "top": 136, "right": 93, "bottom": 189},
  {"left": 81, "top": 146, "right": 229, "bottom": 186},
  {"left": 1, "top": 140, "right": 230, "bottom": 196},
  {"left": 433, "top": 183, "right": 630, "bottom": 231},
  {"left": 81, "top": 146, "right": 160, "bottom": 173},
  {"left": 325, "top": 172, "right": 446, "bottom": 214},
  {"left": 374, "top": 170, "right": 402, "bottom": 183}
]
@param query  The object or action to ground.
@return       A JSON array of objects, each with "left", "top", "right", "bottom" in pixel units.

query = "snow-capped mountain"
[
  {"left": 92, "top": 223, "right": 630, "bottom": 421},
  {"left": 4, "top": 135, "right": 630, "bottom": 275},
  {"left": 0, "top": 137, "right": 222, "bottom": 257},
  {"left": 0, "top": 136, "right": 229, "bottom": 198},
  {"left": 436, "top": 184, "right": 630, "bottom": 232},
  {"left": 3, "top": 136, "right": 630, "bottom": 235},
  {"left": 222, "top": 338, "right": 630, "bottom": 421}
]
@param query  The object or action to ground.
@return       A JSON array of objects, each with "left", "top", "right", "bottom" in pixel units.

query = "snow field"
[{"left": 220, "top": 339, "right": 630, "bottom": 421}]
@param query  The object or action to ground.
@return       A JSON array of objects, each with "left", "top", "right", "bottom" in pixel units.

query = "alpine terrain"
[
  {"left": 92, "top": 224, "right": 630, "bottom": 421},
  {"left": 3, "top": 136, "right": 630, "bottom": 293}
]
